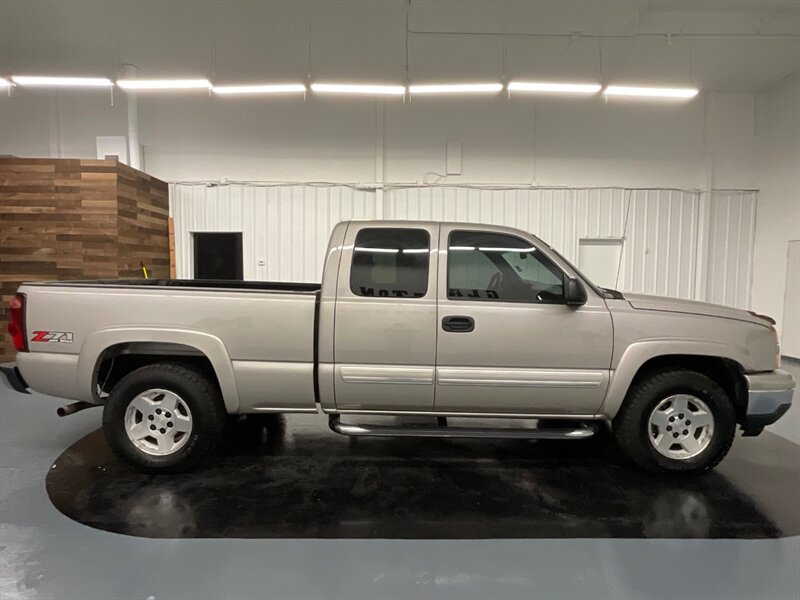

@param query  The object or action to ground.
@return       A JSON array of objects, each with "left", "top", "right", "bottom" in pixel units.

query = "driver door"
[{"left": 435, "top": 226, "right": 613, "bottom": 416}]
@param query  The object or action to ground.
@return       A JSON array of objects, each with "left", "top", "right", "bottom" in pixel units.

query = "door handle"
[{"left": 442, "top": 316, "right": 475, "bottom": 333}]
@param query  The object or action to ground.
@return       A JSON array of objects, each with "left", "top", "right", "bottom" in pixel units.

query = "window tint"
[
  {"left": 447, "top": 231, "right": 565, "bottom": 303},
  {"left": 350, "top": 228, "right": 430, "bottom": 298}
]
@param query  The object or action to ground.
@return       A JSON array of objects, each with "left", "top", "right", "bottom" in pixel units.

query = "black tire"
[
  {"left": 613, "top": 369, "right": 736, "bottom": 474},
  {"left": 103, "top": 362, "right": 226, "bottom": 473}
]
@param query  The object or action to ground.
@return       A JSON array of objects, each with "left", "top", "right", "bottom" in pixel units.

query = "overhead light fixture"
[
  {"left": 354, "top": 247, "right": 400, "bottom": 253},
  {"left": 409, "top": 83, "right": 503, "bottom": 94},
  {"left": 0, "top": 78, "right": 14, "bottom": 88},
  {"left": 603, "top": 86, "right": 699, "bottom": 99},
  {"left": 117, "top": 79, "right": 211, "bottom": 90},
  {"left": 310, "top": 83, "right": 405, "bottom": 96},
  {"left": 213, "top": 83, "right": 306, "bottom": 95},
  {"left": 479, "top": 246, "right": 536, "bottom": 253},
  {"left": 11, "top": 75, "right": 113, "bottom": 87},
  {"left": 449, "top": 245, "right": 537, "bottom": 252},
  {"left": 508, "top": 82, "right": 601, "bottom": 94}
]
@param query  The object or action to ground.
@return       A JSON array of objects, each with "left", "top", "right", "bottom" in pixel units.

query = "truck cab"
[{"left": 321, "top": 221, "right": 612, "bottom": 418}]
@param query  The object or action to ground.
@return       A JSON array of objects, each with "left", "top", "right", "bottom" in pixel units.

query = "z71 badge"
[{"left": 31, "top": 331, "right": 74, "bottom": 343}]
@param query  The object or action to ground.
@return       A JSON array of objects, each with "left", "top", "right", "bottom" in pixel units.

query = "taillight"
[{"left": 8, "top": 293, "right": 27, "bottom": 352}]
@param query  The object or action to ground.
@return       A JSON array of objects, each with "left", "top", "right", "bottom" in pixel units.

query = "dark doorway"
[{"left": 193, "top": 232, "right": 243, "bottom": 280}]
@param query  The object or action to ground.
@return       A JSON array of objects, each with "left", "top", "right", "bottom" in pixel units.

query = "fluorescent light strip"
[
  {"left": 12, "top": 75, "right": 112, "bottom": 87},
  {"left": 508, "top": 82, "right": 601, "bottom": 94},
  {"left": 213, "top": 83, "right": 306, "bottom": 95},
  {"left": 603, "top": 86, "right": 699, "bottom": 98},
  {"left": 410, "top": 83, "right": 503, "bottom": 94},
  {"left": 479, "top": 246, "right": 536, "bottom": 253},
  {"left": 354, "top": 247, "right": 400, "bottom": 253},
  {"left": 117, "top": 79, "right": 211, "bottom": 90},
  {"left": 311, "top": 83, "right": 405, "bottom": 95},
  {"left": 353, "top": 247, "right": 428, "bottom": 253},
  {"left": 450, "top": 245, "right": 536, "bottom": 252},
  {"left": 0, "top": 78, "right": 14, "bottom": 88}
]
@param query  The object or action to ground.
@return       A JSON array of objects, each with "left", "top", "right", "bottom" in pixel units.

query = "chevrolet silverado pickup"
[{"left": 2, "top": 220, "right": 795, "bottom": 473}]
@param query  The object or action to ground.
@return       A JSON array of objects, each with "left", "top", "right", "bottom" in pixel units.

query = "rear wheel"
[
  {"left": 613, "top": 369, "right": 736, "bottom": 474},
  {"left": 103, "top": 362, "right": 225, "bottom": 473}
]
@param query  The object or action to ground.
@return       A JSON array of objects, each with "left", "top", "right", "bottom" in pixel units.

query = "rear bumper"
[
  {"left": 742, "top": 369, "right": 795, "bottom": 434},
  {"left": 0, "top": 363, "right": 30, "bottom": 394}
]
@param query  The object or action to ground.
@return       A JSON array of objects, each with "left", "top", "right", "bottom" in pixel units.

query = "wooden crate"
[{"left": 0, "top": 158, "right": 169, "bottom": 362}]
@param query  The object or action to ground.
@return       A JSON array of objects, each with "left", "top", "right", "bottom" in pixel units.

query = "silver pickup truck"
[{"left": 3, "top": 220, "right": 795, "bottom": 474}]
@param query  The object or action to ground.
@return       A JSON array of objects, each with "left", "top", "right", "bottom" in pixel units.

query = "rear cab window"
[{"left": 350, "top": 228, "right": 431, "bottom": 298}]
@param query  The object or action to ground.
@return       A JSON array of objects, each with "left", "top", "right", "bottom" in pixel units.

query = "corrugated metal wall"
[
  {"left": 705, "top": 191, "right": 758, "bottom": 309},
  {"left": 170, "top": 184, "right": 377, "bottom": 283},
  {"left": 169, "top": 184, "right": 756, "bottom": 308}
]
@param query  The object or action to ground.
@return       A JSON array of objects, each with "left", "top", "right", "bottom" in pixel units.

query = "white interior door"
[
  {"left": 782, "top": 240, "right": 800, "bottom": 359},
  {"left": 579, "top": 239, "right": 623, "bottom": 289}
]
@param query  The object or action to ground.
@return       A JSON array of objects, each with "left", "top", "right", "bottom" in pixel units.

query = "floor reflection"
[{"left": 46, "top": 414, "right": 799, "bottom": 539}]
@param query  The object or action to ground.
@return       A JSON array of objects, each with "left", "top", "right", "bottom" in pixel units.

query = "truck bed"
[
  {"left": 26, "top": 279, "right": 321, "bottom": 294},
  {"left": 16, "top": 279, "right": 320, "bottom": 412}
]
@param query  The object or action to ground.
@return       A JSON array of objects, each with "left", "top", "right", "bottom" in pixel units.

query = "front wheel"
[
  {"left": 613, "top": 369, "right": 736, "bottom": 474},
  {"left": 103, "top": 362, "right": 226, "bottom": 473}
]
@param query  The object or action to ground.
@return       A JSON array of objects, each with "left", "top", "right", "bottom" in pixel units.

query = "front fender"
[
  {"left": 600, "top": 339, "right": 745, "bottom": 418},
  {"left": 78, "top": 327, "right": 240, "bottom": 413}
]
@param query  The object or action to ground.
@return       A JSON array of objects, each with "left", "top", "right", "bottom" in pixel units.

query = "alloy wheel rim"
[
  {"left": 124, "top": 388, "right": 193, "bottom": 456},
  {"left": 647, "top": 394, "right": 715, "bottom": 460}
]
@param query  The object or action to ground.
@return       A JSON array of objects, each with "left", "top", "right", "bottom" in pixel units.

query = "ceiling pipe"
[{"left": 120, "top": 64, "right": 142, "bottom": 170}]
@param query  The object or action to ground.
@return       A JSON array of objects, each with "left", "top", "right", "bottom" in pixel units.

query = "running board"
[{"left": 328, "top": 415, "right": 596, "bottom": 440}]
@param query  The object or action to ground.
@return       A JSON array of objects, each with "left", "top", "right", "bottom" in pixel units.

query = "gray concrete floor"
[{"left": 1, "top": 360, "right": 799, "bottom": 600}]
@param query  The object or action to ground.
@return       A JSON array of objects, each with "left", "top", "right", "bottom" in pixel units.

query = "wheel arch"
[
  {"left": 78, "top": 328, "right": 239, "bottom": 413},
  {"left": 603, "top": 342, "right": 748, "bottom": 422}
]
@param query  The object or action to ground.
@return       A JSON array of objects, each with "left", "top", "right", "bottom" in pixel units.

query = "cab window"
[
  {"left": 350, "top": 228, "right": 430, "bottom": 298},
  {"left": 447, "top": 231, "right": 565, "bottom": 303}
]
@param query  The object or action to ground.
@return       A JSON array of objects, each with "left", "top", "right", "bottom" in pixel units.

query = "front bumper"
[
  {"left": 0, "top": 362, "right": 30, "bottom": 394},
  {"left": 742, "top": 369, "right": 795, "bottom": 434}
]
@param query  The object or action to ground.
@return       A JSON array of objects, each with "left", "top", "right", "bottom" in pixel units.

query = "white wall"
[
  {"left": 0, "top": 88, "right": 762, "bottom": 191},
  {"left": 0, "top": 0, "right": 796, "bottom": 322},
  {"left": 0, "top": 90, "right": 128, "bottom": 158},
  {"left": 0, "top": 1, "right": 783, "bottom": 191},
  {"left": 752, "top": 72, "right": 800, "bottom": 348},
  {"left": 171, "top": 183, "right": 756, "bottom": 309}
]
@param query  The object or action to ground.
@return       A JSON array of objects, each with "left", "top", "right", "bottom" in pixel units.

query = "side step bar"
[{"left": 328, "top": 415, "right": 596, "bottom": 440}]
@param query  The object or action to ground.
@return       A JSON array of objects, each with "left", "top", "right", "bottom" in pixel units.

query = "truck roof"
[{"left": 340, "top": 219, "right": 539, "bottom": 239}]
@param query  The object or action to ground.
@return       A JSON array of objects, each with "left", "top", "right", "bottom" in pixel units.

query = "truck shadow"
[{"left": 45, "top": 413, "right": 800, "bottom": 539}]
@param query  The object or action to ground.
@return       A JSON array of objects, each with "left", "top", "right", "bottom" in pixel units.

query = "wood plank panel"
[{"left": 0, "top": 158, "right": 170, "bottom": 360}]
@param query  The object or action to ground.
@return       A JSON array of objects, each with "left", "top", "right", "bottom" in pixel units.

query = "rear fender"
[{"left": 79, "top": 328, "right": 239, "bottom": 413}]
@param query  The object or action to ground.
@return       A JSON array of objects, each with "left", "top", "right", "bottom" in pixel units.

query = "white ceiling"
[{"left": 0, "top": 0, "right": 798, "bottom": 92}]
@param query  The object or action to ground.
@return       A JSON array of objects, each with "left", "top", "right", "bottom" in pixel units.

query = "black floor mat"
[{"left": 46, "top": 414, "right": 800, "bottom": 539}]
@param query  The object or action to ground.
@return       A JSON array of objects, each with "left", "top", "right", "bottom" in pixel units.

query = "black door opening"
[{"left": 193, "top": 232, "right": 243, "bottom": 280}]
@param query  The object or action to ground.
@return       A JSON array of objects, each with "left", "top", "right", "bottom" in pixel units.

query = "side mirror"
[{"left": 565, "top": 277, "right": 588, "bottom": 306}]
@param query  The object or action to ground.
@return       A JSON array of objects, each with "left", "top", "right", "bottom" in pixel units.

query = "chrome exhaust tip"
[{"left": 57, "top": 401, "right": 99, "bottom": 418}]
